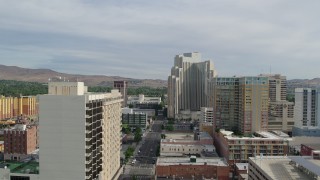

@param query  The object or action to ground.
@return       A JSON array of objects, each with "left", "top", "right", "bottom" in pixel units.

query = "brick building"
[
  {"left": 156, "top": 157, "right": 230, "bottom": 180},
  {"left": 4, "top": 124, "right": 37, "bottom": 160},
  {"left": 301, "top": 144, "right": 320, "bottom": 159}
]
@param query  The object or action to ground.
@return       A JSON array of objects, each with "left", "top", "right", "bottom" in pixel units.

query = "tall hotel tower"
[
  {"left": 39, "top": 81, "right": 122, "bottom": 180},
  {"left": 167, "top": 52, "right": 216, "bottom": 119}
]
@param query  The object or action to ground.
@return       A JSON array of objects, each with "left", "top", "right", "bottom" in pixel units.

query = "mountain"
[
  {"left": 287, "top": 78, "right": 320, "bottom": 94},
  {"left": 0, "top": 65, "right": 167, "bottom": 88}
]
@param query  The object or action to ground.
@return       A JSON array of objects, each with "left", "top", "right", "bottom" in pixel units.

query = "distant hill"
[
  {"left": 287, "top": 78, "right": 320, "bottom": 94},
  {"left": 0, "top": 65, "right": 167, "bottom": 88}
]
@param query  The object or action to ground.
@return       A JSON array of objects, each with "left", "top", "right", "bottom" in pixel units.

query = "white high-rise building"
[
  {"left": 39, "top": 82, "right": 122, "bottom": 180},
  {"left": 294, "top": 88, "right": 320, "bottom": 127},
  {"left": 167, "top": 52, "right": 216, "bottom": 119}
]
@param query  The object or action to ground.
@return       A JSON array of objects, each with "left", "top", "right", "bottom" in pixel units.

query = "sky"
[{"left": 0, "top": 0, "right": 320, "bottom": 80}]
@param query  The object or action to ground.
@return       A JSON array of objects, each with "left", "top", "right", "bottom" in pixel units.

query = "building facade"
[
  {"left": 167, "top": 52, "right": 216, "bottom": 119},
  {"left": 294, "top": 88, "right": 320, "bottom": 127},
  {"left": 4, "top": 124, "right": 37, "bottom": 161},
  {"left": 265, "top": 74, "right": 295, "bottom": 134},
  {"left": 208, "top": 76, "right": 269, "bottom": 134},
  {"left": 0, "top": 96, "right": 37, "bottom": 120},
  {"left": 214, "top": 130, "right": 289, "bottom": 165},
  {"left": 122, "top": 112, "right": 147, "bottom": 129},
  {"left": 114, "top": 81, "right": 128, "bottom": 107},
  {"left": 39, "top": 82, "right": 122, "bottom": 180},
  {"left": 156, "top": 157, "right": 230, "bottom": 180}
]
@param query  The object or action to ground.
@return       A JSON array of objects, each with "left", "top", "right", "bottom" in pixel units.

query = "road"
[{"left": 120, "top": 116, "right": 163, "bottom": 179}]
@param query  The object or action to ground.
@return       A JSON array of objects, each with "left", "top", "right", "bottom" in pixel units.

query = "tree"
[
  {"left": 166, "top": 124, "right": 174, "bottom": 131},
  {"left": 134, "top": 127, "right": 142, "bottom": 142}
]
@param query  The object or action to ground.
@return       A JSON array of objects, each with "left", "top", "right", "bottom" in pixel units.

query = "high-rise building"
[
  {"left": 39, "top": 81, "right": 122, "bottom": 180},
  {"left": 293, "top": 88, "right": 320, "bottom": 136},
  {"left": 238, "top": 77, "right": 269, "bottom": 134},
  {"left": 209, "top": 76, "right": 269, "bottom": 134},
  {"left": 114, "top": 81, "right": 128, "bottom": 107},
  {"left": 167, "top": 52, "right": 216, "bottom": 119},
  {"left": 209, "top": 77, "right": 239, "bottom": 131},
  {"left": 0, "top": 96, "right": 38, "bottom": 120},
  {"left": 261, "top": 74, "right": 294, "bottom": 133}
]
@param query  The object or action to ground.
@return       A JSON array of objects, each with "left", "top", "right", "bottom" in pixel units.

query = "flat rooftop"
[
  {"left": 0, "top": 161, "right": 39, "bottom": 174},
  {"left": 236, "top": 163, "right": 248, "bottom": 171},
  {"left": 249, "top": 156, "right": 320, "bottom": 179},
  {"left": 157, "top": 157, "right": 228, "bottom": 166},
  {"left": 164, "top": 133, "right": 194, "bottom": 140},
  {"left": 220, "top": 130, "right": 291, "bottom": 141}
]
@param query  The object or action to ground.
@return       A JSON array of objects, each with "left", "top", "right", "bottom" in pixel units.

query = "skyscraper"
[
  {"left": 209, "top": 76, "right": 269, "bottom": 134},
  {"left": 294, "top": 88, "right": 320, "bottom": 127},
  {"left": 238, "top": 76, "right": 269, "bottom": 134},
  {"left": 264, "top": 74, "right": 294, "bottom": 133},
  {"left": 167, "top": 52, "right": 216, "bottom": 119},
  {"left": 39, "top": 81, "right": 122, "bottom": 180},
  {"left": 114, "top": 81, "right": 128, "bottom": 107}
]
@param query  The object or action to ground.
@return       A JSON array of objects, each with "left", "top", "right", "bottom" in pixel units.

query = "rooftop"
[
  {"left": 249, "top": 156, "right": 320, "bottom": 179},
  {"left": 220, "top": 130, "right": 291, "bottom": 141},
  {"left": 236, "top": 163, "right": 249, "bottom": 171},
  {"left": 0, "top": 161, "right": 39, "bottom": 174},
  {"left": 157, "top": 157, "right": 228, "bottom": 166},
  {"left": 302, "top": 143, "right": 320, "bottom": 150}
]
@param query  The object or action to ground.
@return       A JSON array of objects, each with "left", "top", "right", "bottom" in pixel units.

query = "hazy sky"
[{"left": 0, "top": 0, "right": 319, "bottom": 80}]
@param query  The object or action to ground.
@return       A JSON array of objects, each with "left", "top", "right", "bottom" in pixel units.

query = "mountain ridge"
[{"left": 0, "top": 64, "right": 167, "bottom": 88}]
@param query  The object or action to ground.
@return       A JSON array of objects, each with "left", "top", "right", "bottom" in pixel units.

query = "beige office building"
[
  {"left": 39, "top": 81, "right": 122, "bottom": 180},
  {"left": 167, "top": 52, "right": 216, "bottom": 119}
]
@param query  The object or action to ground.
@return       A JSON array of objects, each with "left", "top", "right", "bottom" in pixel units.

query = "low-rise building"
[
  {"left": 235, "top": 163, "right": 248, "bottom": 180},
  {"left": 122, "top": 108, "right": 148, "bottom": 129},
  {"left": 248, "top": 156, "right": 320, "bottom": 180},
  {"left": 127, "top": 94, "right": 161, "bottom": 109},
  {"left": 160, "top": 132, "right": 215, "bottom": 157},
  {"left": 214, "top": 130, "right": 289, "bottom": 165},
  {"left": 156, "top": 156, "right": 230, "bottom": 180},
  {"left": 4, "top": 124, "right": 37, "bottom": 161},
  {"left": 301, "top": 144, "right": 320, "bottom": 158},
  {"left": 292, "top": 126, "right": 320, "bottom": 137}
]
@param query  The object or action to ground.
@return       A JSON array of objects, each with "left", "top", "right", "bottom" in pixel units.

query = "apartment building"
[
  {"left": 39, "top": 81, "right": 122, "bottom": 180},
  {"left": 209, "top": 76, "right": 269, "bottom": 134},
  {"left": 214, "top": 130, "right": 289, "bottom": 165},
  {"left": 4, "top": 124, "right": 37, "bottom": 161},
  {"left": 263, "top": 74, "right": 295, "bottom": 133},
  {"left": 0, "top": 96, "right": 37, "bottom": 120},
  {"left": 167, "top": 52, "right": 216, "bottom": 119},
  {"left": 293, "top": 88, "right": 320, "bottom": 136}
]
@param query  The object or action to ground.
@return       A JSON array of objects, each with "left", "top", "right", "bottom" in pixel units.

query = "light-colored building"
[
  {"left": 214, "top": 130, "right": 289, "bottom": 165},
  {"left": 127, "top": 94, "right": 161, "bottom": 105},
  {"left": 293, "top": 88, "right": 320, "bottom": 136},
  {"left": 238, "top": 77, "right": 269, "bottom": 134},
  {"left": 0, "top": 96, "right": 38, "bottom": 120},
  {"left": 122, "top": 108, "right": 148, "bottom": 129},
  {"left": 156, "top": 156, "right": 230, "bottom": 180},
  {"left": 248, "top": 156, "right": 320, "bottom": 180},
  {"left": 294, "top": 88, "right": 320, "bottom": 127},
  {"left": 200, "top": 107, "right": 213, "bottom": 124},
  {"left": 39, "top": 82, "right": 122, "bottom": 180},
  {"left": 160, "top": 132, "right": 214, "bottom": 156},
  {"left": 167, "top": 52, "right": 216, "bottom": 119},
  {"left": 263, "top": 74, "right": 295, "bottom": 133}
]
